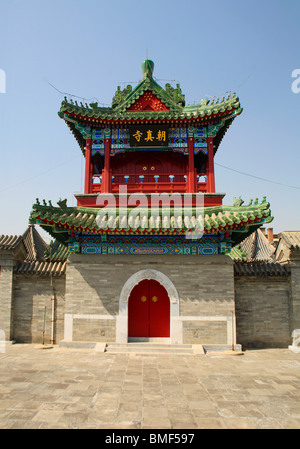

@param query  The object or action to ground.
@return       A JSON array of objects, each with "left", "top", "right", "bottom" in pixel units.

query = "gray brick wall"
[
  {"left": 12, "top": 276, "right": 65, "bottom": 344},
  {"left": 0, "top": 260, "right": 14, "bottom": 340},
  {"left": 1, "top": 252, "right": 296, "bottom": 348},
  {"left": 73, "top": 318, "right": 116, "bottom": 342},
  {"left": 235, "top": 276, "right": 291, "bottom": 348},
  {"left": 290, "top": 254, "right": 300, "bottom": 332},
  {"left": 65, "top": 254, "right": 235, "bottom": 344},
  {"left": 183, "top": 320, "right": 227, "bottom": 344},
  {"left": 65, "top": 262, "right": 119, "bottom": 316}
]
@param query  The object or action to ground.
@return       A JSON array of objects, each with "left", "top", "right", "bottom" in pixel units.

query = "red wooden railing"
[{"left": 91, "top": 172, "right": 207, "bottom": 194}]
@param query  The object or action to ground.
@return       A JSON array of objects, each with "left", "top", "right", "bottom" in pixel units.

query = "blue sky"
[{"left": 0, "top": 0, "right": 299, "bottom": 242}]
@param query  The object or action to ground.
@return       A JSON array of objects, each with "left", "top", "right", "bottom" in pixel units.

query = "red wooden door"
[
  {"left": 149, "top": 280, "right": 170, "bottom": 337},
  {"left": 128, "top": 279, "right": 149, "bottom": 337},
  {"left": 128, "top": 279, "right": 170, "bottom": 338}
]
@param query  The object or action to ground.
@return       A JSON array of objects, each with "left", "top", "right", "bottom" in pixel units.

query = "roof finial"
[{"left": 141, "top": 59, "right": 154, "bottom": 79}]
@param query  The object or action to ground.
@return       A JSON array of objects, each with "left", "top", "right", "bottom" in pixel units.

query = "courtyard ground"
[{"left": 0, "top": 344, "right": 299, "bottom": 429}]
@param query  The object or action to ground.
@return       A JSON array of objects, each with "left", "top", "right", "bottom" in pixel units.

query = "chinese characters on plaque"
[{"left": 129, "top": 125, "right": 169, "bottom": 147}]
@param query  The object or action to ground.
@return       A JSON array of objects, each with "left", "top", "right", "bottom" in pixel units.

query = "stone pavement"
[{"left": 0, "top": 344, "right": 300, "bottom": 429}]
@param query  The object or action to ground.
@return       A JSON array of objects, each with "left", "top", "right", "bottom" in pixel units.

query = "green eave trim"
[
  {"left": 58, "top": 92, "right": 242, "bottom": 124},
  {"left": 29, "top": 197, "right": 273, "bottom": 246}
]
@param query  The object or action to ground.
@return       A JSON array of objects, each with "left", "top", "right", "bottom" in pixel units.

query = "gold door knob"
[
  {"left": 141, "top": 296, "right": 147, "bottom": 302},
  {"left": 152, "top": 296, "right": 158, "bottom": 303}
]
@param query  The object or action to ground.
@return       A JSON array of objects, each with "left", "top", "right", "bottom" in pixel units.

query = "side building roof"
[
  {"left": 234, "top": 260, "right": 290, "bottom": 276},
  {"left": 21, "top": 224, "right": 48, "bottom": 262},
  {"left": 274, "top": 231, "right": 300, "bottom": 263},
  {"left": 231, "top": 228, "right": 298, "bottom": 276},
  {"left": 0, "top": 225, "right": 67, "bottom": 276},
  {"left": 239, "top": 228, "right": 276, "bottom": 262},
  {"left": 278, "top": 231, "right": 300, "bottom": 250},
  {"left": 0, "top": 235, "right": 24, "bottom": 251}
]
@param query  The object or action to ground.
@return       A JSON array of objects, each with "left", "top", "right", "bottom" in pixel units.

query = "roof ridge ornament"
[
  {"left": 233, "top": 196, "right": 244, "bottom": 207},
  {"left": 141, "top": 59, "right": 154, "bottom": 79},
  {"left": 165, "top": 82, "right": 185, "bottom": 107},
  {"left": 112, "top": 84, "right": 133, "bottom": 109}
]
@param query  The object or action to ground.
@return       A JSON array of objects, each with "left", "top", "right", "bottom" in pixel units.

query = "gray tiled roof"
[
  {"left": 22, "top": 225, "right": 48, "bottom": 262},
  {"left": 240, "top": 228, "right": 275, "bottom": 262},
  {"left": 14, "top": 260, "right": 66, "bottom": 276},
  {"left": 234, "top": 260, "right": 290, "bottom": 276},
  {"left": 279, "top": 232, "right": 300, "bottom": 250},
  {"left": 0, "top": 234, "right": 23, "bottom": 251},
  {"left": 1, "top": 225, "right": 66, "bottom": 276},
  {"left": 0, "top": 225, "right": 48, "bottom": 259}
]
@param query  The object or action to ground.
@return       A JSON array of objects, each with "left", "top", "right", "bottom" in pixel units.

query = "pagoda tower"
[{"left": 30, "top": 61, "right": 273, "bottom": 346}]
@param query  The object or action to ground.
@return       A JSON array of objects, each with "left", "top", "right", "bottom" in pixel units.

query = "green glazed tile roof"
[
  {"left": 58, "top": 88, "right": 241, "bottom": 122},
  {"left": 58, "top": 60, "right": 242, "bottom": 155},
  {"left": 29, "top": 197, "right": 273, "bottom": 246},
  {"left": 44, "top": 239, "right": 70, "bottom": 261},
  {"left": 228, "top": 244, "right": 248, "bottom": 261},
  {"left": 58, "top": 60, "right": 242, "bottom": 133}
]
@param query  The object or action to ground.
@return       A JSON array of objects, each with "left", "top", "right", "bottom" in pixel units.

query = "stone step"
[
  {"left": 58, "top": 340, "right": 205, "bottom": 355},
  {"left": 105, "top": 343, "right": 201, "bottom": 355},
  {"left": 107, "top": 342, "right": 193, "bottom": 348}
]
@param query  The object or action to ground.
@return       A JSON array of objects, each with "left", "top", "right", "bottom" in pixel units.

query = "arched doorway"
[
  {"left": 116, "top": 269, "right": 180, "bottom": 343},
  {"left": 128, "top": 279, "right": 170, "bottom": 338}
]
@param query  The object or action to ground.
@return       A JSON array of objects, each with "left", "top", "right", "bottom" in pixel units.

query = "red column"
[
  {"left": 84, "top": 138, "right": 92, "bottom": 194},
  {"left": 207, "top": 137, "right": 215, "bottom": 193},
  {"left": 187, "top": 136, "right": 195, "bottom": 193},
  {"left": 102, "top": 137, "right": 111, "bottom": 193}
]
